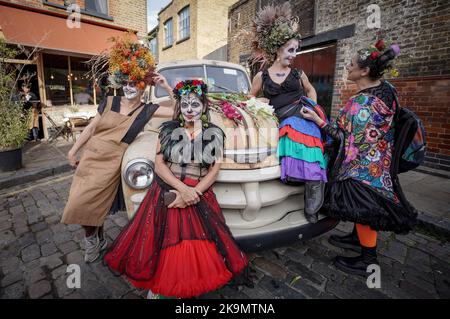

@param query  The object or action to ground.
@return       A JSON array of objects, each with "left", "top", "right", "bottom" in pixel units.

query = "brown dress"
[{"left": 61, "top": 96, "right": 157, "bottom": 226}]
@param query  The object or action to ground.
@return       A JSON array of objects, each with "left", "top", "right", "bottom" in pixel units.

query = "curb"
[
  {"left": 0, "top": 163, "right": 73, "bottom": 190},
  {"left": 416, "top": 211, "right": 450, "bottom": 240}
]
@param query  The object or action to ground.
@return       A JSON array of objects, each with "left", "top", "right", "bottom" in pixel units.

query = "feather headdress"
[{"left": 248, "top": 2, "right": 300, "bottom": 71}]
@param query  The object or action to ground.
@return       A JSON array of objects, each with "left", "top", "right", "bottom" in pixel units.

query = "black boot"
[
  {"left": 328, "top": 225, "right": 361, "bottom": 252},
  {"left": 304, "top": 180, "right": 325, "bottom": 224},
  {"left": 333, "top": 246, "right": 379, "bottom": 277}
]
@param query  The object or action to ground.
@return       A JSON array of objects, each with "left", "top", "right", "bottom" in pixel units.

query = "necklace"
[{"left": 275, "top": 73, "right": 286, "bottom": 77}]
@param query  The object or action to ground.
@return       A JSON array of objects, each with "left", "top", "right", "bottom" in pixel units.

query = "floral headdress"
[
  {"left": 173, "top": 80, "right": 208, "bottom": 99},
  {"left": 247, "top": 2, "right": 300, "bottom": 70},
  {"left": 358, "top": 39, "right": 401, "bottom": 77},
  {"left": 88, "top": 32, "right": 156, "bottom": 89}
]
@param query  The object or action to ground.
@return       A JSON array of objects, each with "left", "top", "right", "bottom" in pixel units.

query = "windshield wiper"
[{"left": 210, "top": 83, "right": 235, "bottom": 93}]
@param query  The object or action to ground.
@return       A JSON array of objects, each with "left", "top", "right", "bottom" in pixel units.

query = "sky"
[{"left": 147, "top": 0, "right": 171, "bottom": 31}]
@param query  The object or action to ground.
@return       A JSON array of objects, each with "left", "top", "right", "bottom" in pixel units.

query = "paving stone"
[
  {"left": 28, "top": 280, "right": 52, "bottom": 299},
  {"left": 40, "top": 253, "right": 63, "bottom": 270},
  {"left": 14, "top": 227, "right": 30, "bottom": 237},
  {"left": 51, "top": 265, "right": 68, "bottom": 280},
  {"left": 1, "top": 256, "right": 21, "bottom": 275},
  {"left": 18, "top": 232, "right": 37, "bottom": 248},
  {"left": 284, "top": 248, "right": 314, "bottom": 268},
  {"left": 50, "top": 223, "right": 67, "bottom": 234},
  {"left": 53, "top": 231, "right": 73, "bottom": 245},
  {"left": 41, "top": 242, "right": 58, "bottom": 257},
  {"left": 65, "top": 250, "right": 83, "bottom": 265},
  {"left": 24, "top": 267, "right": 46, "bottom": 284},
  {"left": 21, "top": 244, "right": 41, "bottom": 262},
  {"left": 285, "top": 260, "right": 327, "bottom": 287},
  {"left": 252, "top": 257, "right": 288, "bottom": 280},
  {"left": 35, "top": 229, "right": 53, "bottom": 245},
  {"left": 57, "top": 241, "right": 79, "bottom": 255},
  {"left": 399, "top": 280, "right": 439, "bottom": 299},
  {"left": 8, "top": 205, "right": 24, "bottom": 215},
  {"left": 257, "top": 276, "right": 306, "bottom": 299},
  {"left": 0, "top": 221, "right": 12, "bottom": 232},
  {"left": 1, "top": 281, "right": 26, "bottom": 299},
  {"left": 286, "top": 274, "right": 323, "bottom": 298},
  {"left": 106, "top": 227, "right": 122, "bottom": 241},
  {"left": 380, "top": 241, "right": 408, "bottom": 264},
  {"left": 30, "top": 222, "right": 48, "bottom": 233},
  {"left": 1, "top": 269, "right": 23, "bottom": 288},
  {"left": 0, "top": 230, "right": 16, "bottom": 249}
]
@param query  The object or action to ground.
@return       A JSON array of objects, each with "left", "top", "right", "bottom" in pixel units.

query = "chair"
[
  {"left": 43, "top": 111, "right": 72, "bottom": 142},
  {"left": 67, "top": 116, "right": 91, "bottom": 142}
]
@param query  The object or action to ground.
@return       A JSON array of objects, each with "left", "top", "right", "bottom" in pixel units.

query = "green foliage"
[{"left": 0, "top": 38, "right": 31, "bottom": 150}]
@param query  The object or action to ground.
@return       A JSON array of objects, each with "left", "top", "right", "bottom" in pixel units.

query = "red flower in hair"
[
  {"left": 370, "top": 51, "right": 380, "bottom": 60},
  {"left": 192, "top": 80, "right": 202, "bottom": 86},
  {"left": 375, "top": 40, "right": 385, "bottom": 51},
  {"left": 175, "top": 82, "right": 183, "bottom": 89}
]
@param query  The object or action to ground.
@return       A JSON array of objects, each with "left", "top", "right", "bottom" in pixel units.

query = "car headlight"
[{"left": 123, "top": 159, "right": 154, "bottom": 190}]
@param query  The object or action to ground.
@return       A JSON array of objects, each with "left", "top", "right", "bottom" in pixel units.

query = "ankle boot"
[
  {"left": 304, "top": 180, "right": 325, "bottom": 223},
  {"left": 333, "top": 246, "right": 379, "bottom": 277},
  {"left": 328, "top": 225, "right": 361, "bottom": 252}
]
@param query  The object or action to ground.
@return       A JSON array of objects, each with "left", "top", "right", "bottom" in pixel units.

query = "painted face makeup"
[
  {"left": 278, "top": 39, "right": 298, "bottom": 66},
  {"left": 180, "top": 93, "right": 203, "bottom": 123},
  {"left": 123, "top": 82, "right": 139, "bottom": 100}
]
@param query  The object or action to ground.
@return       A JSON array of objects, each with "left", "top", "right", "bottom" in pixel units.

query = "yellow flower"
[{"left": 390, "top": 68, "right": 399, "bottom": 78}]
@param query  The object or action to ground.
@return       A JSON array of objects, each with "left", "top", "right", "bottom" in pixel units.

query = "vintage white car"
[{"left": 120, "top": 59, "right": 337, "bottom": 252}]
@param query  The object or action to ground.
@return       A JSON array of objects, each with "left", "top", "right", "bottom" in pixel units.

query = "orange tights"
[{"left": 355, "top": 224, "right": 377, "bottom": 248}]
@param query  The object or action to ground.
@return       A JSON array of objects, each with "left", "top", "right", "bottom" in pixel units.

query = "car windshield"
[{"left": 154, "top": 65, "right": 250, "bottom": 97}]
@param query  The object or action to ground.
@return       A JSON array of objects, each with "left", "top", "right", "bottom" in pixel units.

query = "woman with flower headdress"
[
  {"left": 104, "top": 80, "right": 248, "bottom": 299},
  {"left": 61, "top": 35, "right": 174, "bottom": 263},
  {"left": 248, "top": 3, "right": 328, "bottom": 223},
  {"left": 301, "top": 39, "right": 418, "bottom": 276}
]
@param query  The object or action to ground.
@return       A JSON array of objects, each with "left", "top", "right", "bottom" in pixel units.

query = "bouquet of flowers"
[{"left": 208, "top": 93, "right": 277, "bottom": 127}]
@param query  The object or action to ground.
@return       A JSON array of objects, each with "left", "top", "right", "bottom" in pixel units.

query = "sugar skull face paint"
[
  {"left": 123, "top": 82, "right": 139, "bottom": 100},
  {"left": 277, "top": 39, "right": 299, "bottom": 66},
  {"left": 180, "top": 93, "right": 203, "bottom": 123}
]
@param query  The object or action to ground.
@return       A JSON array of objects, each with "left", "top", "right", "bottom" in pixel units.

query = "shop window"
[
  {"left": 70, "top": 56, "right": 97, "bottom": 105},
  {"left": 43, "top": 54, "right": 71, "bottom": 106}
]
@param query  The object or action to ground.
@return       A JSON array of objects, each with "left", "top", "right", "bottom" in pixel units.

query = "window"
[
  {"left": 178, "top": 6, "right": 190, "bottom": 41},
  {"left": 149, "top": 37, "right": 158, "bottom": 57},
  {"left": 164, "top": 19, "right": 173, "bottom": 48},
  {"left": 154, "top": 66, "right": 250, "bottom": 98},
  {"left": 206, "top": 66, "right": 249, "bottom": 94},
  {"left": 155, "top": 66, "right": 204, "bottom": 98},
  {"left": 43, "top": 54, "right": 71, "bottom": 106},
  {"left": 43, "top": 53, "right": 106, "bottom": 107},
  {"left": 85, "top": 0, "right": 108, "bottom": 15}
]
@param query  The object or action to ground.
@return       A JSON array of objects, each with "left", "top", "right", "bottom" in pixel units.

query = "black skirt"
[{"left": 321, "top": 178, "right": 418, "bottom": 234}]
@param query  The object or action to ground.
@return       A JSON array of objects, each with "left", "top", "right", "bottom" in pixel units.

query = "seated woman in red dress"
[{"left": 104, "top": 80, "right": 248, "bottom": 298}]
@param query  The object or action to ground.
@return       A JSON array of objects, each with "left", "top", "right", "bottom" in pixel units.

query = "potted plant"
[{"left": 0, "top": 38, "right": 31, "bottom": 172}]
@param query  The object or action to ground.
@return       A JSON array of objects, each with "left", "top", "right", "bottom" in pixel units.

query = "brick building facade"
[
  {"left": 228, "top": 0, "right": 450, "bottom": 171},
  {"left": 153, "top": 0, "right": 238, "bottom": 63},
  {"left": 0, "top": 0, "right": 148, "bottom": 139}
]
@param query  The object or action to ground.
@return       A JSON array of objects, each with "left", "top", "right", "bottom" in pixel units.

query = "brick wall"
[
  {"left": 3, "top": 0, "right": 147, "bottom": 37},
  {"left": 228, "top": 0, "right": 257, "bottom": 65},
  {"left": 316, "top": 0, "right": 450, "bottom": 171},
  {"left": 228, "top": 0, "right": 315, "bottom": 65}
]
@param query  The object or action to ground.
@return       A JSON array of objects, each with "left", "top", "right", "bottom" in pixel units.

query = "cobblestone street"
[{"left": 0, "top": 172, "right": 449, "bottom": 299}]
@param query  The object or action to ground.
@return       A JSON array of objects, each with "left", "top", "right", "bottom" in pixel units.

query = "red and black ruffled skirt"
[{"left": 104, "top": 176, "right": 248, "bottom": 298}]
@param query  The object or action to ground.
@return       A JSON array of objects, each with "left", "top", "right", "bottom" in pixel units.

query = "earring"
[
  {"left": 178, "top": 114, "right": 185, "bottom": 127},
  {"left": 201, "top": 113, "right": 208, "bottom": 128}
]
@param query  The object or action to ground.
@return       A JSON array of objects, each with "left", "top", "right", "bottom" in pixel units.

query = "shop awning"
[{"left": 0, "top": 4, "right": 137, "bottom": 56}]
